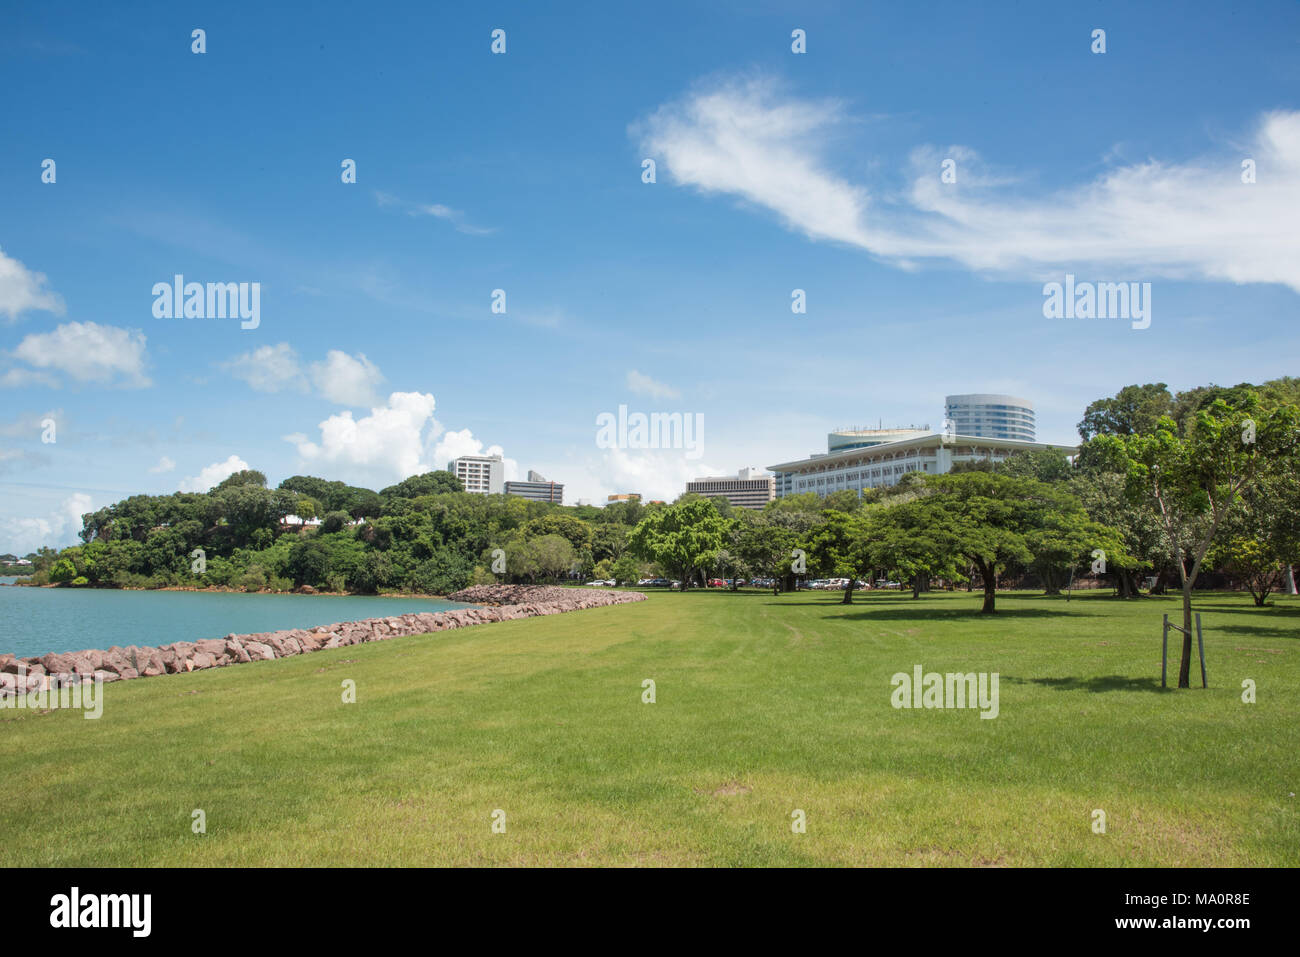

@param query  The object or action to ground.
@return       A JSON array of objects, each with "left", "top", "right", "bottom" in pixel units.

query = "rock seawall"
[{"left": 0, "top": 585, "right": 645, "bottom": 697}]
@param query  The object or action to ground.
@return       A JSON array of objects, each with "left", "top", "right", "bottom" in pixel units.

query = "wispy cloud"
[
  {"left": 374, "top": 190, "right": 496, "bottom": 236},
  {"left": 626, "top": 369, "right": 681, "bottom": 400},
  {"left": 634, "top": 75, "right": 1300, "bottom": 292}
]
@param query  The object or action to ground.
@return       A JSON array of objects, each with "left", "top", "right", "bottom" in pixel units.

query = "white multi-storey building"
[
  {"left": 686, "top": 467, "right": 776, "bottom": 509},
  {"left": 944, "top": 394, "right": 1036, "bottom": 442},
  {"left": 768, "top": 433, "right": 1075, "bottom": 498},
  {"left": 449, "top": 454, "right": 504, "bottom": 495}
]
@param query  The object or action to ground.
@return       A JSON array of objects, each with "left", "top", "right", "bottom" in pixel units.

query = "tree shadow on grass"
[
  {"left": 806, "top": 607, "right": 1075, "bottom": 622},
  {"left": 1002, "top": 674, "right": 1170, "bottom": 693},
  {"left": 1203, "top": 622, "right": 1300, "bottom": 641}
]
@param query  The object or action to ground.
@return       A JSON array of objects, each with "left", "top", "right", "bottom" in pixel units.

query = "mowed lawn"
[{"left": 1, "top": 588, "right": 1296, "bottom": 867}]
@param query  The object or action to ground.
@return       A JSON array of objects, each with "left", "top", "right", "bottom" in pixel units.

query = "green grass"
[{"left": 2, "top": 588, "right": 1296, "bottom": 866}]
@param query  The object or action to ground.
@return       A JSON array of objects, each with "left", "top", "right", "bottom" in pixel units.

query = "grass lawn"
[{"left": 1, "top": 587, "right": 1296, "bottom": 866}]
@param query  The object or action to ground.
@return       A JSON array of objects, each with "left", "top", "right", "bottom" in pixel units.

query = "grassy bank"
[{"left": 1, "top": 588, "right": 1295, "bottom": 866}]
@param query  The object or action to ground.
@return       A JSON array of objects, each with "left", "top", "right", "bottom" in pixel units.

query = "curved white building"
[
  {"left": 944, "top": 394, "right": 1035, "bottom": 442},
  {"left": 768, "top": 433, "right": 1075, "bottom": 498},
  {"left": 827, "top": 427, "right": 930, "bottom": 453}
]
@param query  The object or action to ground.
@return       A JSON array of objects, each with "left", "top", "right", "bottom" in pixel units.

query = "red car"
[{"left": 707, "top": 578, "right": 725, "bottom": 588}]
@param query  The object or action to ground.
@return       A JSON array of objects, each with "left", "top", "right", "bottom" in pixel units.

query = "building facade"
[
  {"left": 449, "top": 454, "right": 504, "bottom": 495},
  {"left": 943, "top": 394, "right": 1036, "bottom": 442},
  {"left": 827, "top": 427, "right": 930, "bottom": 453},
  {"left": 768, "top": 433, "right": 1075, "bottom": 498},
  {"left": 504, "top": 470, "right": 564, "bottom": 504},
  {"left": 686, "top": 467, "right": 776, "bottom": 509}
]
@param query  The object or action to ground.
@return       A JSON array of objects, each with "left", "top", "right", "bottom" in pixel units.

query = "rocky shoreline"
[{"left": 0, "top": 584, "right": 645, "bottom": 697}]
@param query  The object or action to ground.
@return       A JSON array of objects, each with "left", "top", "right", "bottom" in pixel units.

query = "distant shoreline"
[{"left": 0, "top": 579, "right": 456, "bottom": 601}]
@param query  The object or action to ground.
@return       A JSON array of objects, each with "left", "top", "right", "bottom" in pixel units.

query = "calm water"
[{"left": 0, "top": 581, "right": 471, "bottom": 659}]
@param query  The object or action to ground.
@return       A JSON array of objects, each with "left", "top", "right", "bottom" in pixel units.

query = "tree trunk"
[
  {"left": 912, "top": 573, "right": 922, "bottom": 599},
  {"left": 842, "top": 579, "right": 854, "bottom": 604},
  {"left": 1285, "top": 564, "right": 1298, "bottom": 596},
  {"left": 979, "top": 562, "right": 996, "bottom": 613},
  {"left": 1178, "top": 580, "right": 1193, "bottom": 688}
]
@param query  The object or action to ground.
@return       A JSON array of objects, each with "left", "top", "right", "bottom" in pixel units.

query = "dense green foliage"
[
  {"left": 23, "top": 470, "right": 657, "bottom": 595},
  {"left": 18, "top": 378, "right": 1300, "bottom": 614}
]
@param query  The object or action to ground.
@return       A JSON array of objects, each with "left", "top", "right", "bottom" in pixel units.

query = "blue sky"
[{"left": 2, "top": 0, "right": 1299, "bottom": 552}]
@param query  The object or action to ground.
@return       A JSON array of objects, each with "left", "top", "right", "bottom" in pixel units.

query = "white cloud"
[
  {"left": 179, "top": 454, "right": 250, "bottom": 493},
  {"left": 149, "top": 455, "right": 176, "bottom": 474},
  {"left": 286, "top": 391, "right": 444, "bottom": 485},
  {"left": 0, "top": 368, "right": 60, "bottom": 388},
  {"left": 308, "top": 350, "right": 385, "bottom": 407},
  {"left": 6, "top": 322, "right": 149, "bottom": 388},
  {"left": 636, "top": 78, "right": 1300, "bottom": 292},
  {"left": 626, "top": 370, "right": 681, "bottom": 400},
  {"left": 222, "top": 344, "right": 383, "bottom": 406},
  {"left": 562, "top": 447, "right": 723, "bottom": 506},
  {"left": 373, "top": 190, "right": 496, "bottom": 235},
  {"left": 635, "top": 77, "right": 870, "bottom": 248},
  {"left": 0, "top": 492, "right": 93, "bottom": 554},
  {"left": 222, "top": 343, "right": 306, "bottom": 393},
  {"left": 432, "top": 428, "right": 520, "bottom": 481},
  {"left": 0, "top": 247, "right": 65, "bottom": 320}
]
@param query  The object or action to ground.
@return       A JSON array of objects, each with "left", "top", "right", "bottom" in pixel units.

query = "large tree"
[
  {"left": 913, "top": 473, "right": 1126, "bottom": 613},
  {"left": 1077, "top": 383, "right": 1174, "bottom": 441},
  {"left": 1111, "top": 396, "right": 1299, "bottom": 686},
  {"left": 627, "top": 499, "right": 733, "bottom": 590},
  {"left": 865, "top": 496, "right": 963, "bottom": 599},
  {"left": 807, "top": 508, "right": 871, "bottom": 603}
]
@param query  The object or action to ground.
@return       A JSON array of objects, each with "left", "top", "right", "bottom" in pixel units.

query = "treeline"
[
  {"left": 638, "top": 379, "right": 1300, "bottom": 604},
  {"left": 19, "top": 378, "right": 1300, "bottom": 655},
  {"left": 627, "top": 377, "right": 1300, "bottom": 689},
  {"left": 20, "top": 467, "right": 657, "bottom": 596}
]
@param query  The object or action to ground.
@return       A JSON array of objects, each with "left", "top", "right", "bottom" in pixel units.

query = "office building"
[
  {"left": 827, "top": 426, "right": 930, "bottom": 453},
  {"left": 449, "top": 454, "right": 504, "bottom": 495},
  {"left": 505, "top": 470, "right": 564, "bottom": 504},
  {"left": 944, "top": 394, "right": 1036, "bottom": 442},
  {"left": 768, "top": 432, "right": 1075, "bottom": 499},
  {"left": 686, "top": 467, "right": 776, "bottom": 510}
]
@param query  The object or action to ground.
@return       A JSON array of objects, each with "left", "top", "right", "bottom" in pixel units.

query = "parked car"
[{"left": 708, "top": 578, "right": 725, "bottom": 588}]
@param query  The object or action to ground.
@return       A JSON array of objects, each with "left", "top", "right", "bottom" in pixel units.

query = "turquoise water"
[{"left": 0, "top": 582, "right": 470, "bottom": 659}]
